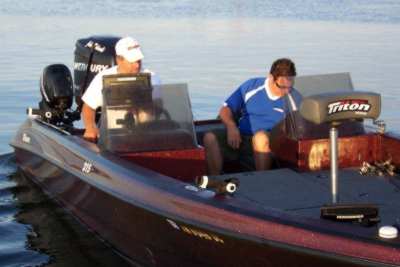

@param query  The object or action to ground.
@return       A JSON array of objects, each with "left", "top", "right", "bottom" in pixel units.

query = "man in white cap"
[{"left": 81, "top": 36, "right": 160, "bottom": 141}]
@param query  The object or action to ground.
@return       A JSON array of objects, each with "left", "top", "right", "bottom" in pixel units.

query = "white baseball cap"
[{"left": 115, "top": 37, "right": 144, "bottom": 63}]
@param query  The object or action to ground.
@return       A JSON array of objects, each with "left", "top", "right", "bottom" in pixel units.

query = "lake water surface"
[{"left": 1, "top": 1, "right": 400, "bottom": 266}]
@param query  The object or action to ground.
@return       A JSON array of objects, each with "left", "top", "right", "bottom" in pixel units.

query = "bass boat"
[{"left": 11, "top": 36, "right": 400, "bottom": 267}]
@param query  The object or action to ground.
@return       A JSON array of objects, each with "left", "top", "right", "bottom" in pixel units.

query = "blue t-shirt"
[{"left": 224, "top": 77, "right": 302, "bottom": 135}]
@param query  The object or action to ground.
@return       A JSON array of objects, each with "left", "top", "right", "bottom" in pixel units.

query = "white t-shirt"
[{"left": 82, "top": 65, "right": 161, "bottom": 109}]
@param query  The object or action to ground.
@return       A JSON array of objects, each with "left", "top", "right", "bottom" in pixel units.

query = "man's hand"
[
  {"left": 226, "top": 125, "right": 241, "bottom": 149},
  {"left": 219, "top": 106, "right": 242, "bottom": 149},
  {"left": 83, "top": 126, "right": 99, "bottom": 142}
]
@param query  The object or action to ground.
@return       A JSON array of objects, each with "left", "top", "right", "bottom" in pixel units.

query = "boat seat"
[
  {"left": 272, "top": 91, "right": 381, "bottom": 171},
  {"left": 270, "top": 73, "right": 382, "bottom": 171},
  {"left": 270, "top": 111, "right": 365, "bottom": 141},
  {"left": 271, "top": 72, "right": 367, "bottom": 141},
  {"left": 299, "top": 91, "right": 381, "bottom": 124}
]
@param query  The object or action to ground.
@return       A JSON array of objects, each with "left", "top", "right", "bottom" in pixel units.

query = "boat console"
[
  {"left": 99, "top": 74, "right": 207, "bottom": 181},
  {"left": 99, "top": 74, "right": 198, "bottom": 152}
]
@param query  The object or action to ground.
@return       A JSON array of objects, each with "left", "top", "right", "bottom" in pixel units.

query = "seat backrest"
[
  {"left": 271, "top": 73, "right": 365, "bottom": 141},
  {"left": 300, "top": 91, "right": 381, "bottom": 125},
  {"left": 294, "top": 72, "right": 354, "bottom": 96}
]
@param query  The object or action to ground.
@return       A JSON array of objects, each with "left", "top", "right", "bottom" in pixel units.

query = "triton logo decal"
[{"left": 327, "top": 99, "right": 371, "bottom": 115}]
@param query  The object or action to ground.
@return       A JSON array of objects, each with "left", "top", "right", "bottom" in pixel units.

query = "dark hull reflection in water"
[
  {"left": 0, "top": 153, "right": 48, "bottom": 267},
  {"left": 0, "top": 153, "right": 136, "bottom": 267}
]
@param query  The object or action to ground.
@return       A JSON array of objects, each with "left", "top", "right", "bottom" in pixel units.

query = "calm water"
[{"left": 1, "top": 0, "right": 400, "bottom": 266}]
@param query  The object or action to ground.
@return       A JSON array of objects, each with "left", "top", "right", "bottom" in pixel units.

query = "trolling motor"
[
  {"left": 300, "top": 91, "right": 382, "bottom": 226},
  {"left": 28, "top": 64, "right": 80, "bottom": 130}
]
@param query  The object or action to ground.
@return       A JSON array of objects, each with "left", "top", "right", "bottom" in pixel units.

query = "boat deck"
[{"left": 213, "top": 168, "right": 400, "bottom": 226}]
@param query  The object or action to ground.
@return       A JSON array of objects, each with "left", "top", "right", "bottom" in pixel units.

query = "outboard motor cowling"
[
  {"left": 40, "top": 64, "right": 73, "bottom": 110},
  {"left": 29, "top": 64, "right": 79, "bottom": 129},
  {"left": 73, "top": 36, "right": 120, "bottom": 108}
]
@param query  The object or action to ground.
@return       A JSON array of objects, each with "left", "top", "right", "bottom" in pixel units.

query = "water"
[
  {"left": 1, "top": 1, "right": 400, "bottom": 266},
  {"left": 0, "top": 153, "right": 49, "bottom": 267}
]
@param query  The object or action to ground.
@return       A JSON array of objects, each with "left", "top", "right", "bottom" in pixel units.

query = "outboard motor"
[
  {"left": 31, "top": 64, "right": 79, "bottom": 127},
  {"left": 73, "top": 35, "right": 121, "bottom": 109}
]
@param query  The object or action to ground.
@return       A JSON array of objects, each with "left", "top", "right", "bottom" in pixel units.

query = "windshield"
[{"left": 99, "top": 78, "right": 197, "bottom": 153}]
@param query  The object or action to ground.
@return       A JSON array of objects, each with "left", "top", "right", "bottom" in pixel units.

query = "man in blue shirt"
[{"left": 203, "top": 58, "right": 302, "bottom": 175}]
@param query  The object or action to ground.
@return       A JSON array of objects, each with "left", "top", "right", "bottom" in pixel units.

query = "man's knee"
[
  {"left": 252, "top": 130, "right": 271, "bottom": 153},
  {"left": 203, "top": 132, "right": 218, "bottom": 148}
]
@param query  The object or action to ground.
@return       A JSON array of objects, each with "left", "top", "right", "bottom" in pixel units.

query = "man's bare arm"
[
  {"left": 81, "top": 103, "right": 99, "bottom": 141},
  {"left": 219, "top": 106, "right": 241, "bottom": 149}
]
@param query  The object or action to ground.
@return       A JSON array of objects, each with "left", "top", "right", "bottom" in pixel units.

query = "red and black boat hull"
[{"left": 11, "top": 119, "right": 400, "bottom": 267}]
